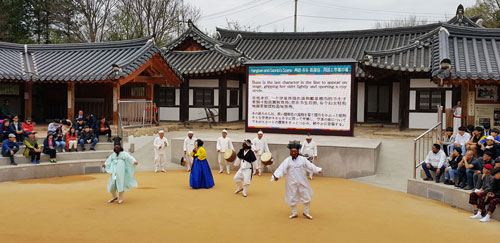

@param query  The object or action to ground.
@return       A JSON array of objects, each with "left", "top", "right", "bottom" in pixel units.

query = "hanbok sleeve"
[
  {"left": 304, "top": 157, "right": 322, "bottom": 174},
  {"left": 104, "top": 153, "right": 114, "bottom": 174},
  {"left": 273, "top": 158, "right": 288, "bottom": 179},
  {"left": 216, "top": 138, "right": 221, "bottom": 151},
  {"left": 124, "top": 152, "right": 137, "bottom": 165},
  {"left": 153, "top": 137, "right": 161, "bottom": 150}
]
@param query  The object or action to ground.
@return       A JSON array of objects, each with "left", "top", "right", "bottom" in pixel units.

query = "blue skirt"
[{"left": 189, "top": 158, "right": 215, "bottom": 189}]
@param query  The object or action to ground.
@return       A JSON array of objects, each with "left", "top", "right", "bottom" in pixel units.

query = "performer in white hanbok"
[
  {"left": 300, "top": 134, "right": 318, "bottom": 180},
  {"left": 233, "top": 139, "right": 257, "bottom": 197},
  {"left": 153, "top": 130, "right": 168, "bottom": 173},
  {"left": 216, "top": 129, "right": 234, "bottom": 174},
  {"left": 252, "top": 130, "right": 270, "bottom": 176},
  {"left": 272, "top": 141, "right": 323, "bottom": 219},
  {"left": 183, "top": 130, "right": 196, "bottom": 172},
  {"left": 453, "top": 101, "right": 462, "bottom": 136}
]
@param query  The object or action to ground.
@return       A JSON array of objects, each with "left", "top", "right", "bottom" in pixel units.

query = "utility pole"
[{"left": 294, "top": 0, "right": 298, "bottom": 32}]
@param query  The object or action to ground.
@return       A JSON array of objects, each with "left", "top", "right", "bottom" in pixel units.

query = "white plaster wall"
[
  {"left": 188, "top": 89, "right": 194, "bottom": 106},
  {"left": 214, "top": 89, "right": 219, "bottom": 106},
  {"left": 227, "top": 108, "right": 239, "bottom": 122},
  {"left": 392, "top": 82, "right": 400, "bottom": 123},
  {"left": 410, "top": 79, "right": 438, "bottom": 88},
  {"left": 190, "top": 79, "right": 218, "bottom": 87},
  {"left": 189, "top": 108, "right": 219, "bottom": 122},
  {"left": 409, "top": 113, "right": 446, "bottom": 129},
  {"left": 445, "top": 90, "right": 452, "bottom": 109},
  {"left": 409, "top": 90, "right": 416, "bottom": 110},
  {"left": 228, "top": 80, "right": 239, "bottom": 88},
  {"left": 175, "top": 89, "right": 180, "bottom": 106},
  {"left": 357, "top": 82, "right": 365, "bottom": 122},
  {"left": 159, "top": 107, "right": 180, "bottom": 121}
]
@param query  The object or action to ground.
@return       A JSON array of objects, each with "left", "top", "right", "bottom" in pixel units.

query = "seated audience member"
[
  {"left": 65, "top": 127, "right": 78, "bottom": 152},
  {"left": 495, "top": 158, "right": 500, "bottom": 169},
  {"left": 1, "top": 134, "right": 19, "bottom": 165},
  {"left": 467, "top": 125, "right": 476, "bottom": 135},
  {"left": 466, "top": 127, "right": 484, "bottom": 156},
  {"left": 54, "top": 127, "right": 66, "bottom": 152},
  {"left": 43, "top": 133, "right": 57, "bottom": 163},
  {"left": 440, "top": 127, "right": 455, "bottom": 156},
  {"left": 450, "top": 126, "right": 470, "bottom": 156},
  {"left": 24, "top": 131, "right": 41, "bottom": 164},
  {"left": 95, "top": 117, "right": 112, "bottom": 142},
  {"left": 0, "top": 120, "right": 14, "bottom": 141},
  {"left": 0, "top": 99, "right": 12, "bottom": 120},
  {"left": 9, "top": 115, "right": 24, "bottom": 143},
  {"left": 482, "top": 123, "right": 491, "bottom": 137},
  {"left": 473, "top": 164, "right": 493, "bottom": 190},
  {"left": 22, "top": 118, "right": 34, "bottom": 137},
  {"left": 79, "top": 126, "right": 98, "bottom": 151},
  {"left": 73, "top": 118, "right": 86, "bottom": 133},
  {"left": 75, "top": 110, "right": 84, "bottom": 121},
  {"left": 47, "top": 119, "right": 60, "bottom": 134},
  {"left": 444, "top": 147, "right": 462, "bottom": 185},
  {"left": 464, "top": 151, "right": 493, "bottom": 190},
  {"left": 61, "top": 119, "right": 72, "bottom": 136},
  {"left": 479, "top": 136, "right": 500, "bottom": 158},
  {"left": 84, "top": 114, "right": 97, "bottom": 131},
  {"left": 422, "top": 144, "right": 447, "bottom": 183},
  {"left": 479, "top": 128, "right": 500, "bottom": 144},
  {"left": 456, "top": 150, "right": 475, "bottom": 188},
  {"left": 469, "top": 168, "right": 500, "bottom": 222}
]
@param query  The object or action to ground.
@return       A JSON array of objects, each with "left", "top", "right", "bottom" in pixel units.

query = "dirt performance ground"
[{"left": 0, "top": 171, "right": 499, "bottom": 243}]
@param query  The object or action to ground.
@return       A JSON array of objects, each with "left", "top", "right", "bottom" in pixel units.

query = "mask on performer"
[
  {"left": 113, "top": 145, "right": 122, "bottom": 155},
  {"left": 290, "top": 149, "right": 299, "bottom": 159},
  {"left": 243, "top": 144, "right": 250, "bottom": 150}
]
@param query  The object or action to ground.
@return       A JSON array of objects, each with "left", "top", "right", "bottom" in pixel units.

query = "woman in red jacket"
[{"left": 66, "top": 127, "right": 78, "bottom": 152}]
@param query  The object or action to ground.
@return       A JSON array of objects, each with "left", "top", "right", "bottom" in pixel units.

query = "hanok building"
[
  {"left": 0, "top": 37, "right": 181, "bottom": 123},
  {"left": 160, "top": 4, "right": 500, "bottom": 130}
]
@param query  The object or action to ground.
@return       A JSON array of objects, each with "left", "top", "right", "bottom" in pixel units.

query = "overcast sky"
[{"left": 184, "top": 0, "right": 478, "bottom": 33}]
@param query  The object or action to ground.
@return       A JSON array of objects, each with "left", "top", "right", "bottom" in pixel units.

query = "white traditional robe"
[
  {"left": 216, "top": 136, "right": 234, "bottom": 172},
  {"left": 272, "top": 156, "right": 322, "bottom": 206},
  {"left": 153, "top": 136, "right": 168, "bottom": 170},
  {"left": 252, "top": 137, "right": 270, "bottom": 171},
  {"left": 234, "top": 150, "right": 256, "bottom": 185},
  {"left": 183, "top": 136, "right": 196, "bottom": 169},
  {"left": 300, "top": 140, "right": 317, "bottom": 158}
]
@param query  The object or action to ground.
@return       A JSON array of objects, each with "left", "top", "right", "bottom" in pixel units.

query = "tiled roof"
[
  {"left": 217, "top": 24, "right": 443, "bottom": 78},
  {"left": 161, "top": 21, "right": 245, "bottom": 76},
  {"left": 0, "top": 37, "right": 181, "bottom": 82},
  {"left": 433, "top": 24, "right": 500, "bottom": 81}
]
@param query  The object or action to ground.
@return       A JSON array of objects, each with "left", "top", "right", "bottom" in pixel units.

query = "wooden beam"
[
  {"left": 146, "top": 83, "right": 154, "bottom": 101},
  {"left": 24, "top": 82, "right": 32, "bottom": 119},
  {"left": 180, "top": 78, "right": 190, "bottom": 122},
  {"left": 67, "top": 83, "right": 75, "bottom": 120},
  {"left": 399, "top": 74, "right": 410, "bottom": 130},
  {"left": 219, "top": 75, "right": 227, "bottom": 123},
  {"left": 118, "top": 59, "right": 153, "bottom": 86},
  {"left": 113, "top": 82, "right": 120, "bottom": 125}
]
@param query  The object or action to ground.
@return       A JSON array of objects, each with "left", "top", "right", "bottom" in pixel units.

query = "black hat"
[
  {"left": 491, "top": 168, "right": 500, "bottom": 176},
  {"left": 287, "top": 140, "right": 302, "bottom": 150},
  {"left": 244, "top": 139, "right": 252, "bottom": 146}
]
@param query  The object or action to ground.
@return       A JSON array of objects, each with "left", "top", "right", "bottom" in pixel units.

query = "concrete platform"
[
  {"left": 170, "top": 133, "right": 381, "bottom": 178},
  {"left": 407, "top": 178, "right": 499, "bottom": 220},
  {"left": 0, "top": 159, "right": 104, "bottom": 182}
]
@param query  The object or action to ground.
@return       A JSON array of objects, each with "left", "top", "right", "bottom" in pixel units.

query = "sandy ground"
[{"left": 0, "top": 171, "right": 498, "bottom": 243}]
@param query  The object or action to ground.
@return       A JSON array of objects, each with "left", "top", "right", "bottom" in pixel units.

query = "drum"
[
  {"left": 180, "top": 156, "right": 186, "bottom": 166},
  {"left": 261, "top": 152, "right": 273, "bottom": 166},
  {"left": 224, "top": 149, "right": 237, "bottom": 162}
]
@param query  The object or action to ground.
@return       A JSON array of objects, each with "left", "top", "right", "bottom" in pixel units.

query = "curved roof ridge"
[{"left": 0, "top": 37, "right": 152, "bottom": 52}]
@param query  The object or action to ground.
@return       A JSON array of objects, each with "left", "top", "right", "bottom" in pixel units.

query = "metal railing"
[
  {"left": 117, "top": 100, "right": 154, "bottom": 136},
  {"left": 412, "top": 105, "right": 444, "bottom": 179}
]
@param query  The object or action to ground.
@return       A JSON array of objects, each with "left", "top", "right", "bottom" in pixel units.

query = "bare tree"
[
  {"left": 73, "top": 0, "right": 117, "bottom": 42},
  {"left": 224, "top": 18, "right": 261, "bottom": 32},
  {"left": 374, "top": 15, "right": 428, "bottom": 29}
]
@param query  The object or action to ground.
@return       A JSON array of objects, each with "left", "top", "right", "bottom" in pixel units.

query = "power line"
[
  {"left": 298, "top": 14, "right": 443, "bottom": 23},
  {"left": 258, "top": 16, "right": 294, "bottom": 27},
  {"left": 200, "top": 0, "right": 262, "bottom": 19},
  {"left": 241, "top": 0, "right": 289, "bottom": 23},
  {"left": 303, "top": 0, "right": 453, "bottom": 17},
  {"left": 201, "top": 0, "right": 274, "bottom": 21}
]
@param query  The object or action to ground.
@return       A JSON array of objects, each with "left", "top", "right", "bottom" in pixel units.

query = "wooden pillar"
[
  {"left": 399, "top": 74, "right": 410, "bottom": 130},
  {"left": 67, "top": 83, "right": 75, "bottom": 120},
  {"left": 180, "top": 78, "right": 189, "bottom": 122},
  {"left": 238, "top": 78, "right": 244, "bottom": 121},
  {"left": 113, "top": 82, "right": 120, "bottom": 125},
  {"left": 24, "top": 82, "right": 32, "bottom": 119},
  {"left": 218, "top": 75, "right": 227, "bottom": 123},
  {"left": 146, "top": 83, "right": 154, "bottom": 101}
]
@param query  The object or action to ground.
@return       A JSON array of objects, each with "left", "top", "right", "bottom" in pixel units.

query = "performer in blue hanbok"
[
  {"left": 102, "top": 145, "right": 138, "bottom": 204},
  {"left": 190, "top": 139, "right": 215, "bottom": 189}
]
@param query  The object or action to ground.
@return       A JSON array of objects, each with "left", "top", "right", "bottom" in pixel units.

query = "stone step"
[
  {"left": 0, "top": 150, "right": 111, "bottom": 166},
  {"left": 0, "top": 159, "right": 105, "bottom": 182},
  {"left": 15, "top": 142, "right": 115, "bottom": 151}
]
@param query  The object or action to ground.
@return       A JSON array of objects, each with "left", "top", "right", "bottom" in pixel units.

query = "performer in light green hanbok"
[{"left": 102, "top": 145, "right": 138, "bottom": 204}]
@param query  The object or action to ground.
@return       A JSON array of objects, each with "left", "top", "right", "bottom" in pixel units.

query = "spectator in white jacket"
[
  {"left": 450, "top": 126, "right": 471, "bottom": 156},
  {"left": 422, "top": 143, "right": 447, "bottom": 183}
]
